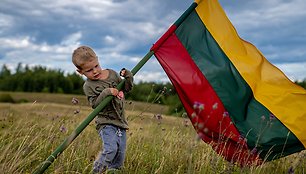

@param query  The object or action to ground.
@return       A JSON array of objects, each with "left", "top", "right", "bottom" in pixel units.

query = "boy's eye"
[
  {"left": 85, "top": 69, "right": 93, "bottom": 73},
  {"left": 84, "top": 64, "right": 99, "bottom": 73}
]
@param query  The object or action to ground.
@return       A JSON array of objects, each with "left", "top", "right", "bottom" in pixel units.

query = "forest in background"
[
  {"left": 0, "top": 63, "right": 305, "bottom": 115},
  {"left": 0, "top": 64, "right": 183, "bottom": 115}
]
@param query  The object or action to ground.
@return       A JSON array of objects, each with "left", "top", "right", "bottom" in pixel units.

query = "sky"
[{"left": 0, "top": 0, "right": 306, "bottom": 83}]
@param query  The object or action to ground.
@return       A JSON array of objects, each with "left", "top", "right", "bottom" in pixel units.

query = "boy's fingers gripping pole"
[{"left": 33, "top": 51, "right": 154, "bottom": 174}]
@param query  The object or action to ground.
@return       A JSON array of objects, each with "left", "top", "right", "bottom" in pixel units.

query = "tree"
[
  {"left": 295, "top": 79, "right": 306, "bottom": 89},
  {"left": 0, "top": 64, "right": 11, "bottom": 78}
]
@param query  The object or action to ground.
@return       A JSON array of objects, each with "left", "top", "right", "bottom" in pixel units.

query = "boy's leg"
[
  {"left": 93, "top": 125, "right": 119, "bottom": 173},
  {"left": 108, "top": 128, "right": 126, "bottom": 169}
]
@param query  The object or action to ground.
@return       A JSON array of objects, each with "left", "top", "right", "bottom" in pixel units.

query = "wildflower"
[
  {"left": 71, "top": 97, "right": 79, "bottom": 105},
  {"left": 269, "top": 113, "right": 276, "bottom": 120},
  {"left": 250, "top": 147, "right": 257, "bottom": 154},
  {"left": 191, "top": 112, "right": 197, "bottom": 119},
  {"left": 60, "top": 125, "right": 67, "bottom": 133},
  {"left": 287, "top": 166, "right": 294, "bottom": 174},
  {"left": 203, "top": 127, "right": 209, "bottom": 134},
  {"left": 74, "top": 109, "right": 80, "bottom": 114},
  {"left": 183, "top": 119, "right": 189, "bottom": 127},
  {"left": 198, "top": 104, "right": 204, "bottom": 111},
  {"left": 181, "top": 112, "right": 187, "bottom": 118},
  {"left": 238, "top": 135, "right": 244, "bottom": 141},
  {"left": 193, "top": 102, "right": 198, "bottom": 109},
  {"left": 212, "top": 103, "right": 218, "bottom": 110},
  {"left": 197, "top": 123, "right": 204, "bottom": 130},
  {"left": 154, "top": 114, "right": 162, "bottom": 120},
  {"left": 222, "top": 112, "right": 229, "bottom": 117},
  {"left": 193, "top": 101, "right": 204, "bottom": 110},
  {"left": 261, "top": 115, "right": 265, "bottom": 121},
  {"left": 219, "top": 134, "right": 225, "bottom": 141}
]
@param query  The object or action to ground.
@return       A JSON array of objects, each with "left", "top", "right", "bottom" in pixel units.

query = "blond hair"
[{"left": 72, "top": 46, "right": 97, "bottom": 70}]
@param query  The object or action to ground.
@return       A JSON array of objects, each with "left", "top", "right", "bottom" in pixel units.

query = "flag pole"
[{"left": 33, "top": 2, "right": 198, "bottom": 174}]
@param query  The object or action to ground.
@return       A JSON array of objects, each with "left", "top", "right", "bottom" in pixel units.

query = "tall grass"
[{"left": 0, "top": 101, "right": 305, "bottom": 173}]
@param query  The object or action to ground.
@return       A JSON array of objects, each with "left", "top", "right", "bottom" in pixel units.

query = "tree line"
[
  {"left": 0, "top": 63, "right": 84, "bottom": 94},
  {"left": 0, "top": 63, "right": 305, "bottom": 115},
  {"left": 0, "top": 64, "right": 185, "bottom": 115}
]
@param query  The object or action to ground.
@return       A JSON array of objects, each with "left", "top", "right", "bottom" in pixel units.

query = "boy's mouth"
[{"left": 93, "top": 73, "right": 100, "bottom": 79}]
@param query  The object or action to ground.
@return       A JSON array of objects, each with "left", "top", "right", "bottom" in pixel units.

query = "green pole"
[{"left": 33, "top": 51, "right": 154, "bottom": 174}]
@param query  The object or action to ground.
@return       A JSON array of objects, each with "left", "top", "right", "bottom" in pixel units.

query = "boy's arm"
[
  {"left": 83, "top": 84, "right": 113, "bottom": 109},
  {"left": 120, "top": 68, "right": 134, "bottom": 93}
]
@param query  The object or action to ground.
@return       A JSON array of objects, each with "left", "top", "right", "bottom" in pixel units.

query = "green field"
[{"left": 0, "top": 92, "right": 305, "bottom": 174}]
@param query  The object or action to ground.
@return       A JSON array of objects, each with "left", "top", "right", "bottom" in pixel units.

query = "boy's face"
[{"left": 77, "top": 58, "right": 102, "bottom": 80}]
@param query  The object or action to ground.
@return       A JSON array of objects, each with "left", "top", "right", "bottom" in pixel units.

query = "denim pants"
[{"left": 93, "top": 125, "right": 126, "bottom": 172}]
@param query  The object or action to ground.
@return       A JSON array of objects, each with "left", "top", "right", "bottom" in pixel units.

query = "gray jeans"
[{"left": 93, "top": 125, "right": 127, "bottom": 172}]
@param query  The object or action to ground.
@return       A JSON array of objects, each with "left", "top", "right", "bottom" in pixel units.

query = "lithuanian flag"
[{"left": 151, "top": 0, "right": 306, "bottom": 165}]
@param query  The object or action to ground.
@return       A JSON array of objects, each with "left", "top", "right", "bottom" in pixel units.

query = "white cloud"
[
  {"left": 61, "top": 32, "right": 82, "bottom": 46},
  {"left": 0, "top": 34, "right": 81, "bottom": 74},
  {"left": 134, "top": 70, "right": 169, "bottom": 83},
  {"left": 104, "top": 35, "right": 116, "bottom": 44},
  {"left": 0, "top": 36, "right": 31, "bottom": 49},
  {"left": 276, "top": 62, "right": 306, "bottom": 81}
]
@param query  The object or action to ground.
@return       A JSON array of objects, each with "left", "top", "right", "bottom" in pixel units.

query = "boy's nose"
[{"left": 93, "top": 67, "right": 98, "bottom": 73}]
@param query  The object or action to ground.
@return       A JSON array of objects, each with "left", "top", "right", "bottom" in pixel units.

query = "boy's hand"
[
  {"left": 117, "top": 91, "right": 124, "bottom": 100},
  {"left": 109, "top": 88, "right": 119, "bottom": 96},
  {"left": 109, "top": 88, "right": 124, "bottom": 100},
  {"left": 120, "top": 68, "right": 126, "bottom": 77}
]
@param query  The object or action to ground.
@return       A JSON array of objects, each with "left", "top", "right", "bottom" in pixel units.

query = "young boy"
[{"left": 72, "top": 46, "right": 133, "bottom": 173}]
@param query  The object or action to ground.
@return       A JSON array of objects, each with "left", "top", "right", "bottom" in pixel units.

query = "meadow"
[{"left": 0, "top": 92, "right": 305, "bottom": 174}]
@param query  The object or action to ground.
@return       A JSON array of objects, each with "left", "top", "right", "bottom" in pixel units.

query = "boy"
[{"left": 72, "top": 46, "right": 133, "bottom": 173}]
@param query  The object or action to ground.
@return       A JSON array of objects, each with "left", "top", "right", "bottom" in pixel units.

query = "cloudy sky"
[{"left": 1, "top": 0, "right": 305, "bottom": 83}]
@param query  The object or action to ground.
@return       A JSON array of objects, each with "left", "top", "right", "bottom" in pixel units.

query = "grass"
[
  {"left": 0, "top": 91, "right": 169, "bottom": 115},
  {"left": 0, "top": 93, "right": 305, "bottom": 174}
]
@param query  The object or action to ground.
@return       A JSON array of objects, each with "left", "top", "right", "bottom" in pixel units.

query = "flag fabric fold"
[{"left": 151, "top": 0, "right": 306, "bottom": 165}]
